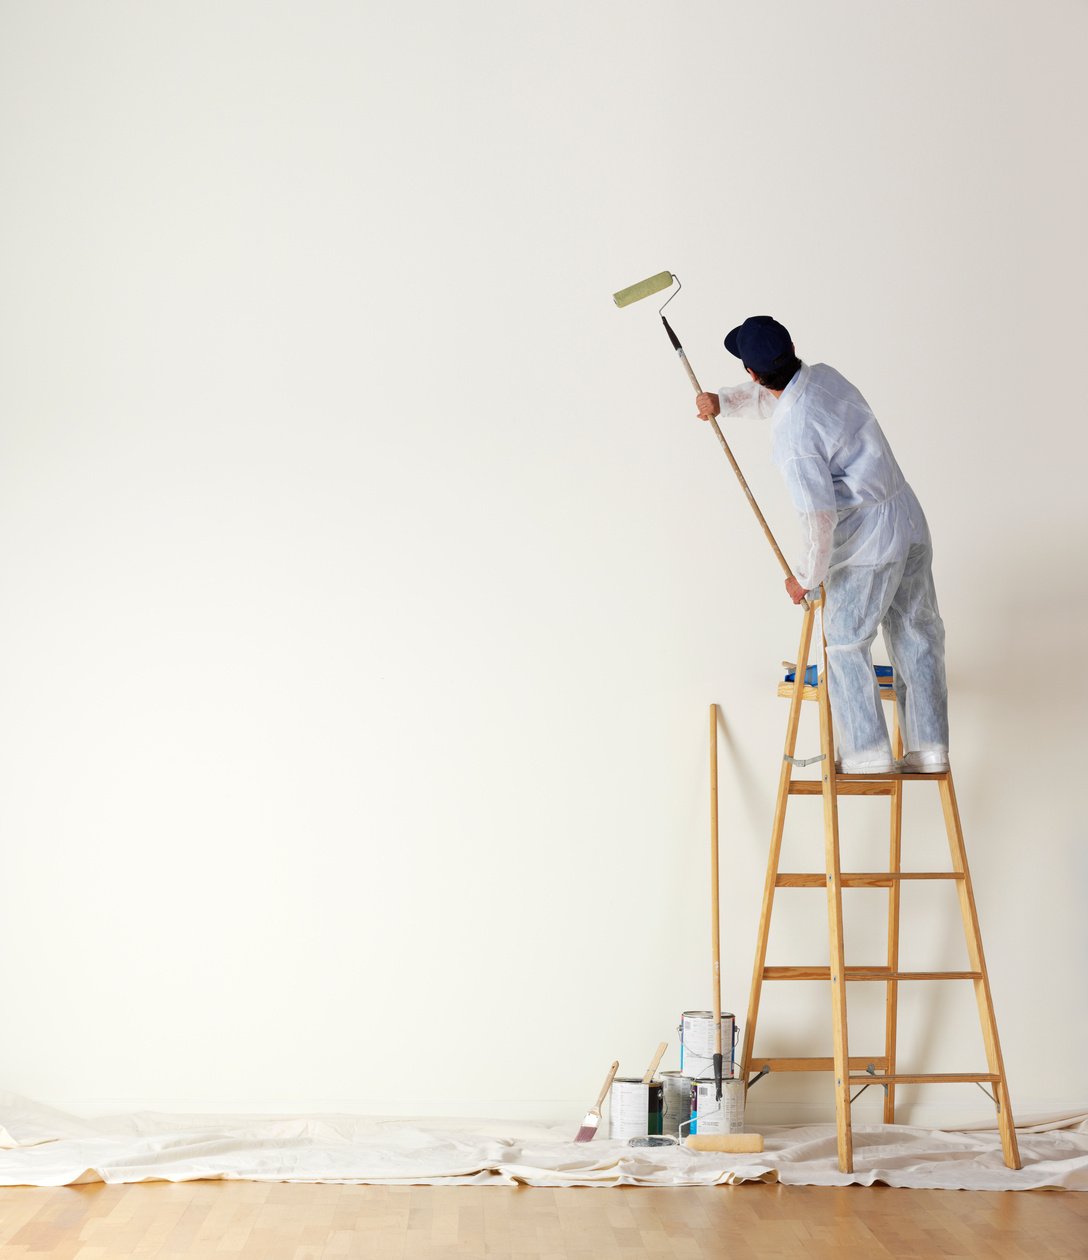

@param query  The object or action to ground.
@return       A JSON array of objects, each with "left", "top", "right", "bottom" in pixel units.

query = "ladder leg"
[
  {"left": 939, "top": 775, "right": 1021, "bottom": 1170},
  {"left": 741, "top": 604, "right": 816, "bottom": 1089},
  {"left": 884, "top": 711, "right": 904, "bottom": 1123},
  {"left": 817, "top": 598, "right": 853, "bottom": 1173}
]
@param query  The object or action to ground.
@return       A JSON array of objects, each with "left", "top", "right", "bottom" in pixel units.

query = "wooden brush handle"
[
  {"left": 642, "top": 1042, "right": 668, "bottom": 1084},
  {"left": 594, "top": 1061, "right": 620, "bottom": 1110}
]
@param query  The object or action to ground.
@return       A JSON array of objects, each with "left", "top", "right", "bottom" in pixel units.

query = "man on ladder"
[{"left": 696, "top": 316, "right": 949, "bottom": 777}]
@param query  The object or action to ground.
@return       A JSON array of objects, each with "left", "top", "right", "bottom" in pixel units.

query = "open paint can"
[
  {"left": 608, "top": 1077, "right": 664, "bottom": 1140},
  {"left": 660, "top": 1071, "right": 695, "bottom": 1138},
  {"left": 690, "top": 1077, "right": 745, "bottom": 1135},
  {"left": 679, "top": 1010, "right": 737, "bottom": 1080}
]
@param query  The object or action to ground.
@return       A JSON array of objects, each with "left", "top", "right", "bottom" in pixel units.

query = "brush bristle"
[{"left": 574, "top": 1115, "right": 600, "bottom": 1143}]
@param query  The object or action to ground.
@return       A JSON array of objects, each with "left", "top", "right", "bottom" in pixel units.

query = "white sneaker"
[
  {"left": 836, "top": 756, "right": 901, "bottom": 775},
  {"left": 903, "top": 750, "right": 950, "bottom": 773}
]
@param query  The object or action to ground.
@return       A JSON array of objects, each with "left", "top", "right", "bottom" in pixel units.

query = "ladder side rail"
[
  {"left": 938, "top": 775, "right": 1022, "bottom": 1170},
  {"left": 741, "top": 603, "right": 816, "bottom": 1089},
  {"left": 816, "top": 595, "right": 854, "bottom": 1173},
  {"left": 885, "top": 711, "right": 904, "bottom": 1123}
]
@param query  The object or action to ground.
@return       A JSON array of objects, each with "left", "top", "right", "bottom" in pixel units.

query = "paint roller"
[
  {"left": 613, "top": 271, "right": 809, "bottom": 610},
  {"left": 709, "top": 704, "right": 723, "bottom": 1105},
  {"left": 686, "top": 1133, "right": 764, "bottom": 1153}
]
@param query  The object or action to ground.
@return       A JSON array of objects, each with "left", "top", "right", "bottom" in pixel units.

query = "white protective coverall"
[{"left": 718, "top": 363, "right": 948, "bottom": 765}]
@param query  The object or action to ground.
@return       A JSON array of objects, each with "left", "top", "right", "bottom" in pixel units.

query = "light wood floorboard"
[{"left": 0, "top": 1182, "right": 1085, "bottom": 1259}]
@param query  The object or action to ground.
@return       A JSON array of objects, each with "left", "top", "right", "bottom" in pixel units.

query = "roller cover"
[
  {"left": 612, "top": 270, "right": 673, "bottom": 307},
  {"left": 685, "top": 1133, "right": 765, "bottom": 1153}
]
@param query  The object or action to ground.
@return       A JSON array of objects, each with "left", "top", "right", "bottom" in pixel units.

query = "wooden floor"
[{"left": 1, "top": 1182, "right": 1086, "bottom": 1259}]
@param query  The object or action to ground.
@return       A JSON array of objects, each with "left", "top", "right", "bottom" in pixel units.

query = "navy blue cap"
[{"left": 724, "top": 315, "right": 793, "bottom": 374}]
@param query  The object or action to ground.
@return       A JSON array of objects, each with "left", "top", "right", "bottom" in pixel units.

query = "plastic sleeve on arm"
[
  {"left": 794, "top": 510, "right": 836, "bottom": 590},
  {"left": 781, "top": 455, "right": 838, "bottom": 590},
  {"left": 717, "top": 381, "right": 777, "bottom": 419}
]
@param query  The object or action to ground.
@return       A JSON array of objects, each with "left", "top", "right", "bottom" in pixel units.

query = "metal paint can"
[
  {"left": 660, "top": 1071, "right": 695, "bottom": 1138},
  {"left": 608, "top": 1077, "right": 664, "bottom": 1140},
  {"left": 678, "top": 1010, "right": 737, "bottom": 1080},
  {"left": 690, "top": 1077, "right": 745, "bottom": 1135}
]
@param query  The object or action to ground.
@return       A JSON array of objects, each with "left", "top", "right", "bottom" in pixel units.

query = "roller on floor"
[{"left": 685, "top": 1133, "right": 765, "bottom": 1153}]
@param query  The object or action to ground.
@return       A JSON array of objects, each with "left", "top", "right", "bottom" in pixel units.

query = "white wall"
[{"left": 1, "top": 0, "right": 1084, "bottom": 1128}]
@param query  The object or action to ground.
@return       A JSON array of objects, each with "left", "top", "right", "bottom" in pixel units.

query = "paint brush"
[
  {"left": 641, "top": 1042, "right": 668, "bottom": 1084},
  {"left": 574, "top": 1061, "right": 619, "bottom": 1142}
]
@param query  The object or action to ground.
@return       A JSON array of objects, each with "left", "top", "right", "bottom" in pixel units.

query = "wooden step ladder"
[{"left": 739, "top": 595, "right": 1021, "bottom": 1174}]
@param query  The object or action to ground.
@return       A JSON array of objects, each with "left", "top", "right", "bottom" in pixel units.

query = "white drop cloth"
[{"left": 1, "top": 1094, "right": 1086, "bottom": 1191}]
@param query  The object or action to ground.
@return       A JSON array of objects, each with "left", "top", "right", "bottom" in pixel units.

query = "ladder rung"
[
  {"left": 789, "top": 780, "right": 895, "bottom": 795},
  {"left": 787, "top": 774, "right": 948, "bottom": 792},
  {"left": 776, "top": 872, "right": 965, "bottom": 887},
  {"left": 764, "top": 967, "right": 982, "bottom": 981},
  {"left": 847, "top": 1073, "right": 1000, "bottom": 1085},
  {"left": 748, "top": 1056, "right": 889, "bottom": 1073}
]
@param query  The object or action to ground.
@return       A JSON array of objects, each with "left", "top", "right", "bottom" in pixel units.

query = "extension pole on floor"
[{"left": 710, "top": 703, "right": 723, "bottom": 1101}]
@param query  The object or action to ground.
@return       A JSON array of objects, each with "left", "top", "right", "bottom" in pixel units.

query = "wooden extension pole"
[
  {"left": 710, "top": 703, "right": 723, "bottom": 1100},
  {"left": 668, "top": 325, "right": 810, "bottom": 611}
]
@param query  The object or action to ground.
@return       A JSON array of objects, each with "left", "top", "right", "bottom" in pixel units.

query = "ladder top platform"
[{"left": 778, "top": 681, "right": 895, "bottom": 703}]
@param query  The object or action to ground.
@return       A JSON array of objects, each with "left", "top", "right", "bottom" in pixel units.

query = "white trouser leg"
[
  {"left": 823, "top": 561, "right": 906, "bottom": 764},
  {"left": 881, "top": 543, "right": 949, "bottom": 753}
]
